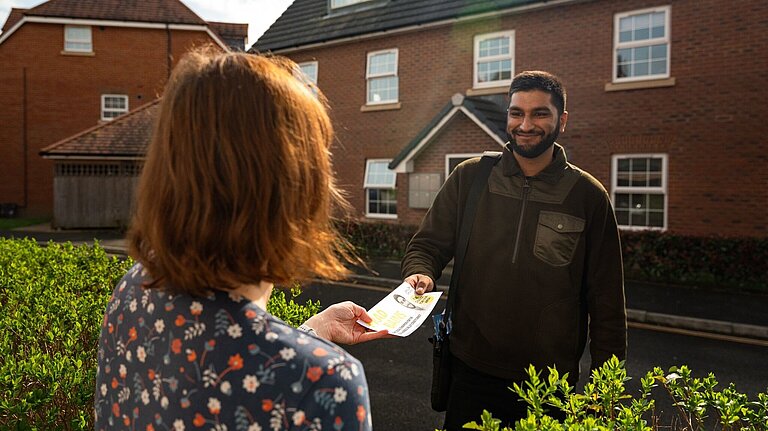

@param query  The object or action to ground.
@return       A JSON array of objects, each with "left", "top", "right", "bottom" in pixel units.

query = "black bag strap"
[{"left": 442, "top": 151, "right": 502, "bottom": 328}]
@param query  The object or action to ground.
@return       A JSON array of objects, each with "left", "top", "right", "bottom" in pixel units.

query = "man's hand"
[
  {"left": 302, "top": 301, "right": 391, "bottom": 345},
  {"left": 404, "top": 274, "right": 434, "bottom": 295}
]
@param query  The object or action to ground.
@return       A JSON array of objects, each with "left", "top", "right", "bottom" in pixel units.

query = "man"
[{"left": 402, "top": 70, "right": 626, "bottom": 429}]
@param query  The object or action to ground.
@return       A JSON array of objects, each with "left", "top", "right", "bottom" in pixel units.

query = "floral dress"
[{"left": 95, "top": 263, "right": 371, "bottom": 431}]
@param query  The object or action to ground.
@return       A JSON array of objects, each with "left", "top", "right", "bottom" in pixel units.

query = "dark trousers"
[{"left": 442, "top": 356, "right": 528, "bottom": 431}]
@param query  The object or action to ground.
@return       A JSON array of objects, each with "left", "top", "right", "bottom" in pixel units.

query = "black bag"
[
  {"left": 429, "top": 313, "right": 451, "bottom": 411},
  {"left": 427, "top": 152, "right": 501, "bottom": 412}
]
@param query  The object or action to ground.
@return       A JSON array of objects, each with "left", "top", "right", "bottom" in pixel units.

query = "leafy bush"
[
  {"left": 336, "top": 218, "right": 417, "bottom": 259},
  {"left": 0, "top": 238, "right": 320, "bottom": 430},
  {"left": 336, "top": 220, "right": 768, "bottom": 291},
  {"left": 621, "top": 231, "right": 768, "bottom": 291},
  {"left": 463, "top": 357, "right": 768, "bottom": 431}
]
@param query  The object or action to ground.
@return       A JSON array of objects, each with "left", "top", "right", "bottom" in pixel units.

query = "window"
[
  {"left": 474, "top": 31, "right": 514, "bottom": 88},
  {"left": 297, "top": 61, "right": 319, "bottom": 95},
  {"left": 446, "top": 153, "right": 483, "bottom": 179},
  {"left": 614, "top": 7, "right": 670, "bottom": 82},
  {"left": 331, "top": 0, "right": 371, "bottom": 9},
  {"left": 366, "top": 49, "right": 398, "bottom": 105},
  {"left": 364, "top": 159, "right": 397, "bottom": 218},
  {"left": 101, "top": 95, "right": 128, "bottom": 121},
  {"left": 64, "top": 25, "right": 92, "bottom": 52},
  {"left": 612, "top": 154, "right": 667, "bottom": 230}
]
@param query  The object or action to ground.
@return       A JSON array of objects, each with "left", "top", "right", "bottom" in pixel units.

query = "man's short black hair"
[{"left": 508, "top": 70, "right": 567, "bottom": 115}]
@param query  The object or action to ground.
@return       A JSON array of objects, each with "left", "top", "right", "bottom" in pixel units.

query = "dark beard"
[{"left": 507, "top": 127, "right": 559, "bottom": 159}]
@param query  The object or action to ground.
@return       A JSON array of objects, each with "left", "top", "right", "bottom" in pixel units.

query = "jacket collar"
[{"left": 501, "top": 142, "right": 568, "bottom": 184}]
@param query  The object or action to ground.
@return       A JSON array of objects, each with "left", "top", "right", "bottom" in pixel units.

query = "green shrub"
[
  {"left": 336, "top": 220, "right": 768, "bottom": 291},
  {"left": 463, "top": 357, "right": 768, "bottom": 431},
  {"left": 0, "top": 238, "right": 320, "bottom": 430},
  {"left": 621, "top": 231, "right": 768, "bottom": 291}
]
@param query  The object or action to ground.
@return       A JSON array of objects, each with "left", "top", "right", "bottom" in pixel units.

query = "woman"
[{"left": 94, "top": 49, "right": 388, "bottom": 430}]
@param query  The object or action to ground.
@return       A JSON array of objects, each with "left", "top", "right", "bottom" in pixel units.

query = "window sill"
[
  {"left": 365, "top": 213, "right": 398, "bottom": 220},
  {"left": 61, "top": 50, "right": 95, "bottom": 57},
  {"left": 360, "top": 102, "right": 401, "bottom": 112},
  {"left": 605, "top": 77, "right": 675, "bottom": 92},
  {"left": 466, "top": 86, "right": 508, "bottom": 96}
]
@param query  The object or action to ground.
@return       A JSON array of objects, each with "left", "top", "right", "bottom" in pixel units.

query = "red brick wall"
[
  {"left": 0, "top": 22, "right": 220, "bottom": 216},
  {"left": 283, "top": 0, "right": 767, "bottom": 237}
]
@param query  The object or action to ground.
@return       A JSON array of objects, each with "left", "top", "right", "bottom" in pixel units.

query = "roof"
[
  {"left": 21, "top": 0, "right": 206, "bottom": 25},
  {"left": 1, "top": 8, "right": 27, "bottom": 33},
  {"left": 388, "top": 93, "right": 507, "bottom": 172},
  {"left": 40, "top": 100, "right": 159, "bottom": 158},
  {"left": 252, "top": 0, "right": 549, "bottom": 52},
  {"left": 208, "top": 21, "right": 249, "bottom": 50}
]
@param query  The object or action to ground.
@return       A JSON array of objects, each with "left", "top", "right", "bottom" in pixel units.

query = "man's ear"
[{"left": 559, "top": 110, "right": 569, "bottom": 133}]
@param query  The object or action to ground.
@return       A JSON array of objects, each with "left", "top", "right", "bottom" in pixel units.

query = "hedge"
[
  {"left": 338, "top": 220, "right": 768, "bottom": 291},
  {"left": 0, "top": 238, "right": 319, "bottom": 430}
]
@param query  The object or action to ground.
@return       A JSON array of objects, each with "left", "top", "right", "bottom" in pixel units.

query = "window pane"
[
  {"left": 479, "top": 36, "right": 509, "bottom": 58},
  {"left": 616, "top": 209, "right": 629, "bottom": 225},
  {"left": 369, "top": 52, "right": 395, "bottom": 75},
  {"left": 368, "top": 76, "right": 398, "bottom": 103},
  {"left": 634, "top": 62, "right": 649, "bottom": 76},
  {"left": 648, "top": 211, "right": 664, "bottom": 227},
  {"left": 651, "top": 44, "right": 667, "bottom": 59},
  {"left": 631, "top": 210, "right": 646, "bottom": 226},
  {"left": 635, "top": 46, "right": 649, "bottom": 61},
  {"left": 631, "top": 158, "right": 647, "bottom": 171},
  {"left": 615, "top": 193, "right": 630, "bottom": 209},
  {"left": 649, "top": 158, "right": 662, "bottom": 171},
  {"left": 618, "top": 159, "right": 630, "bottom": 171},
  {"left": 649, "top": 194, "right": 664, "bottom": 210}
]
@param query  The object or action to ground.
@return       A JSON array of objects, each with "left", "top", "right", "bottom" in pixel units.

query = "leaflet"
[{"left": 357, "top": 282, "right": 442, "bottom": 337}]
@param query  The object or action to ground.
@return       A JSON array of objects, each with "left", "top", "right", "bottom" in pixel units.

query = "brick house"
[
  {"left": 0, "top": 0, "right": 246, "bottom": 222},
  {"left": 252, "top": 0, "right": 767, "bottom": 238}
]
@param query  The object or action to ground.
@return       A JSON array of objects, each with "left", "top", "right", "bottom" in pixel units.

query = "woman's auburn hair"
[{"left": 128, "top": 48, "right": 353, "bottom": 296}]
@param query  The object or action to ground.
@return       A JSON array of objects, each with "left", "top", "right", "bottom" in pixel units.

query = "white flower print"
[
  {"left": 173, "top": 419, "right": 185, "bottom": 431},
  {"left": 100, "top": 383, "right": 107, "bottom": 396},
  {"left": 227, "top": 324, "right": 242, "bottom": 339},
  {"left": 213, "top": 424, "right": 228, "bottom": 431},
  {"left": 119, "top": 364, "right": 127, "bottom": 378},
  {"left": 351, "top": 362, "right": 359, "bottom": 376},
  {"left": 296, "top": 336, "right": 310, "bottom": 345},
  {"left": 147, "top": 302, "right": 155, "bottom": 314},
  {"left": 247, "top": 424, "right": 262, "bottom": 431},
  {"left": 129, "top": 298, "right": 137, "bottom": 312},
  {"left": 161, "top": 396, "right": 169, "bottom": 409},
  {"left": 125, "top": 349, "right": 132, "bottom": 362},
  {"left": 279, "top": 347, "right": 296, "bottom": 361},
  {"left": 242, "top": 375, "right": 260, "bottom": 393},
  {"left": 333, "top": 387, "right": 347, "bottom": 403},
  {"left": 265, "top": 331, "right": 278, "bottom": 342},
  {"left": 154, "top": 319, "right": 165, "bottom": 334},
  {"left": 137, "top": 346, "right": 146, "bottom": 363},
  {"left": 220, "top": 381, "right": 232, "bottom": 395},
  {"left": 208, "top": 397, "right": 221, "bottom": 414},
  {"left": 292, "top": 410, "right": 305, "bottom": 426},
  {"left": 141, "top": 389, "right": 150, "bottom": 405},
  {"left": 339, "top": 367, "right": 352, "bottom": 381},
  {"left": 190, "top": 301, "right": 203, "bottom": 314}
]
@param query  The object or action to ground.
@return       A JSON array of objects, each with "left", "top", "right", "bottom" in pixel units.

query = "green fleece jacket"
[{"left": 403, "top": 143, "right": 626, "bottom": 382}]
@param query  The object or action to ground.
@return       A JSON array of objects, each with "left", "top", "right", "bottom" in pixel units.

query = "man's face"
[{"left": 506, "top": 90, "right": 568, "bottom": 159}]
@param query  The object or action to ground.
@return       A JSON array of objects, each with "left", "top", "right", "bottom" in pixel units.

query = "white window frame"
[
  {"left": 64, "top": 25, "right": 92, "bottom": 53},
  {"left": 297, "top": 61, "right": 319, "bottom": 95},
  {"left": 473, "top": 30, "right": 515, "bottom": 89},
  {"left": 445, "top": 153, "right": 483, "bottom": 180},
  {"left": 611, "top": 154, "right": 668, "bottom": 231},
  {"left": 331, "top": 0, "right": 371, "bottom": 9},
  {"left": 613, "top": 6, "right": 671, "bottom": 83},
  {"left": 101, "top": 94, "right": 129, "bottom": 121},
  {"left": 366, "top": 49, "right": 398, "bottom": 105},
  {"left": 364, "top": 159, "right": 397, "bottom": 219}
]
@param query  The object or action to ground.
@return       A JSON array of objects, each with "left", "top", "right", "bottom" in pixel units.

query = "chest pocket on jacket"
[{"left": 534, "top": 211, "right": 585, "bottom": 266}]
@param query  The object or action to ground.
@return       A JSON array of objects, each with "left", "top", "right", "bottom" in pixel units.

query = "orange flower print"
[
  {"left": 306, "top": 366, "right": 323, "bottom": 383},
  {"left": 186, "top": 349, "right": 197, "bottom": 362},
  {"left": 147, "top": 424, "right": 155, "bottom": 431},
  {"left": 228, "top": 354, "right": 244, "bottom": 370},
  {"left": 171, "top": 338, "right": 182, "bottom": 354},
  {"left": 148, "top": 369, "right": 156, "bottom": 380},
  {"left": 245, "top": 309, "right": 257, "bottom": 319},
  {"left": 175, "top": 315, "right": 186, "bottom": 327},
  {"left": 207, "top": 397, "right": 221, "bottom": 415},
  {"left": 262, "top": 399, "right": 273, "bottom": 412},
  {"left": 108, "top": 323, "right": 114, "bottom": 334},
  {"left": 193, "top": 413, "right": 206, "bottom": 427},
  {"left": 128, "top": 327, "right": 137, "bottom": 341},
  {"left": 356, "top": 405, "right": 366, "bottom": 422},
  {"left": 112, "top": 402, "right": 120, "bottom": 417},
  {"left": 123, "top": 416, "right": 131, "bottom": 426},
  {"left": 111, "top": 377, "right": 118, "bottom": 389},
  {"left": 312, "top": 347, "right": 328, "bottom": 357}
]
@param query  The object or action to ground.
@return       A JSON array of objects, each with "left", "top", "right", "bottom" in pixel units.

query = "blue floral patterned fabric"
[{"left": 95, "top": 263, "right": 371, "bottom": 431}]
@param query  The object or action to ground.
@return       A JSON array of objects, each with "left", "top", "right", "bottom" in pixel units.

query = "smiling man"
[{"left": 401, "top": 71, "right": 627, "bottom": 430}]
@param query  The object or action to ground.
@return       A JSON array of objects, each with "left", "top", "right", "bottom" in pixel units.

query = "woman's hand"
[{"left": 302, "top": 301, "right": 391, "bottom": 345}]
